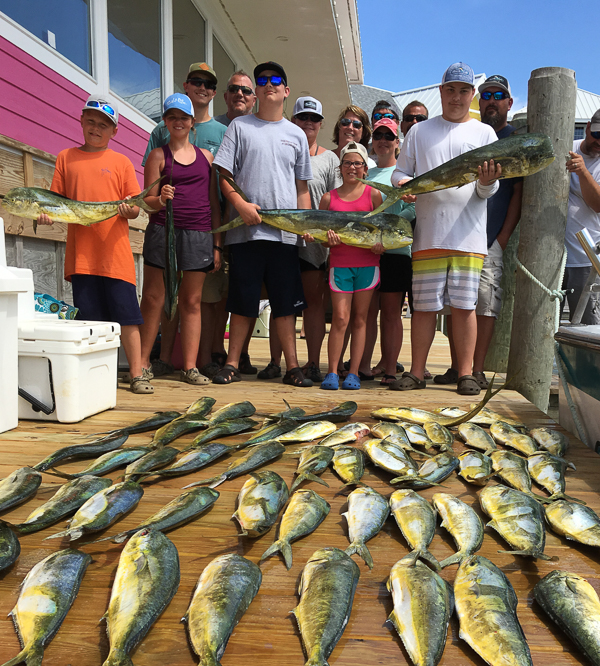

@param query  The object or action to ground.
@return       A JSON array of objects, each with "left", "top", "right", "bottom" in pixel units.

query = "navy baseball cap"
[
  {"left": 479, "top": 74, "right": 511, "bottom": 96},
  {"left": 442, "top": 62, "right": 475, "bottom": 87},
  {"left": 254, "top": 61, "right": 287, "bottom": 85}
]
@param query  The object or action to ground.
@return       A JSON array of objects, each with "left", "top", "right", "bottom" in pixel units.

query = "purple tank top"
[{"left": 150, "top": 145, "right": 212, "bottom": 231}]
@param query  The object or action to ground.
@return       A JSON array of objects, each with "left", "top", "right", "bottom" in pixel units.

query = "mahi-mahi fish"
[{"left": 362, "top": 133, "right": 555, "bottom": 216}]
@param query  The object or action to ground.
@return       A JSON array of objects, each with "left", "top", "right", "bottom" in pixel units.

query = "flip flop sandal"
[
  {"left": 388, "top": 372, "right": 426, "bottom": 391},
  {"left": 457, "top": 375, "right": 481, "bottom": 396},
  {"left": 358, "top": 371, "right": 375, "bottom": 381},
  {"left": 239, "top": 352, "right": 257, "bottom": 375},
  {"left": 433, "top": 368, "right": 459, "bottom": 385},
  {"left": 130, "top": 376, "right": 154, "bottom": 394},
  {"left": 320, "top": 373, "right": 340, "bottom": 390},
  {"left": 212, "top": 364, "right": 242, "bottom": 385},
  {"left": 423, "top": 369, "right": 433, "bottom": 380},
  {"left": 282, "top": 367, "right": 313, "bottom": 388},
  {"left": 473, "top": 371, "right": 489, "bottom": 389},
  {"left": 341, "top": 373, "right": 361, "bottom": 390},
  {"left": 371, "top": 366, "right": 385, "bottom": 377},
  {"left": 380, "top": 374, "right": 397, "bottom": 386}
]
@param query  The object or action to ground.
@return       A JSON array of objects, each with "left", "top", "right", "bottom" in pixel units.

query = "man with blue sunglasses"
[
  {"left": 562, "top": 108, "right": 600, "bottom": 324},
  {"left": 212, "top": 61, "right": 314, "bottom": 387}
]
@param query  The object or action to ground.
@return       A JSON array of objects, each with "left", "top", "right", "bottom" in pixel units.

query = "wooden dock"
[{"left": 1, "top": 324, "right": 598, "bottom": 666}]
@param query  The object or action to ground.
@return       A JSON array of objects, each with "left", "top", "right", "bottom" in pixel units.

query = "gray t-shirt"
[
  {"left": 214, "top": 113, "right": 231, "bottom": 127},
  {"left": 299, "top": 149, "right": 341, "bottom": 267},
  {"left": 214, "top": 114, "right": 313, "bottom": 245}
]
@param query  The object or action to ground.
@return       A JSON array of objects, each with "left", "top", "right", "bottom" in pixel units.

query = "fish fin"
[
  {"left": 439, "top": 552, "right": 465, "bottom": 568},
  {"left": 345, "top": 542, "right": 374, "bottom": 569},
  {"left": 182, "top": 476, "right": 215, "bottom": 489},
  {"left": 485, "top": 520, "right": 499, "bottom": 533},
  {"left": 260, "top": 540, "right": 282, "bottom": 563},
  {"left": 386, "top": 609, "right": 401, "bottom": 634},
  {"left": 45, "top": 467, "right": 74, "bottom": 479},
  {"left": 43, "top": 529, "right": 70, "bottom": 541},
  {"left": 0, "top": 646, "right": 43, "bottom": 666},
  {"left": 304, "top": 473, "right": 329, "bottom": 487},
  {"left": 356, "top": 176, "right": 396, "bottom": 198},
  {"left": 566, "top": 578, "right": 580, "bottom": 595},
  {"left": 209, "top": 475, "right": 227, "bottom": 489},
  {"left": 356, "top": 220, "right": 379, "bottom": 232},
  {"left": 420, "top": 549, "right": 441, "bottom": 571},
  {"left": 216, "top": 168, "right": 249, "bottom": 202},
  {"left": 133, "top": 553, "right": 148, "bottom": 574},
  {"left": 497, "top": 549, "right": 558, "bottom": 561}
]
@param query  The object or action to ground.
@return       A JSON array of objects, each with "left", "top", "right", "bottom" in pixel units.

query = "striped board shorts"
[{"left": 411, "top": 249, "right": 485, "bottom": 312}]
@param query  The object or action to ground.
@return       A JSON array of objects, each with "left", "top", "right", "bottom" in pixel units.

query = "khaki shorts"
[
  {"left": 476, "top": 239, "right": 504, "bottom": 318},
  {"left": 201, "top": 268, "right": 228, "bottom": 303}
]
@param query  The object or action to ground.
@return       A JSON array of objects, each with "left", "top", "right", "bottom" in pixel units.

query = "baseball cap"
[
  {"left": 479, "top": 74, "right": 512, "bottom": 97},
  {"left": 163, "top": 93, "right": 194, "bottom": 117},
  {"left": 292, "top": 96, "right": 323, "bottom": 118},
  {"left": 82, "top": 94, "right": 119, "bottom": 125},
  {"left": 373, "top": 118, "right": 399, "bottom": 135},
  {"left": 254, "top": 61, "right": 287, "bottom": 85},
  {"left": 441, "top": 62, "right": 475, "bottom": 87},
  {"left": 188, "top": 63, "right": 217, "bottom": 83},
  {"left": 591, "top": 109, "right": 600, "bottom": 132},
  {"left": 340, "top": 141, "right": 369, "bottom": 165}
]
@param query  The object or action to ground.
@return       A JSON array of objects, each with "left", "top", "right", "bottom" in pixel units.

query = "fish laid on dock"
[
  {"left": 432, "top": 493, "right": 484, "bottom": 568},
  {"left": 458, "top": 450, "right": 494, "bottom": 486},
  {"left": 527, "top": 452, "right": 581, "bottom": 503},
  {"left": 0, "top": 467, "right": 42, "bottom": 513},
  {"left": 344, "top": 485, "right": 389, "bottom": 569},
  {"left": 319, "top": 422, "right": 370, "bottom": 447},
  {"left": 0, "top": 520, "right": 20, "bottom": 572},
  {"left": 33, "top": 433, "right": 129, "bottom": 472},
  {"left": 545, "top": 500, "right": 600, "bottom": 547},
  {"left": 233, "top": 471, "right": 289, "bottom": 537},
  {"left": 530, "top": 427, "right": 569, "bottom": 457},
  {"left": 332, "top": 446, "right": 365, "bottom": 485},
  {"left": 291, "top": 445, "right": 334, "bottom": 491},
  {"left": 48, "top": 447, "right": 150, "bottom": 479}
]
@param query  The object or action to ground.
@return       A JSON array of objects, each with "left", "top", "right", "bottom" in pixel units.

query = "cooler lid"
[
  {"left": 18, "top": 319, "right": 121, "bottom": 343},
  {"left": 0, "top": 265, "right": 30, "bottom": 294},
  {"left": 555, "top": 325, "right": 600, "bottom": 350}
]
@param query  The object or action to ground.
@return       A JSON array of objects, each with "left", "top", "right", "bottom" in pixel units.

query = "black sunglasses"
[
  {"left": 227, "top": 84, "right": 254, "bottom": 95},
  {"left": 340, "top": 118, "right": 363, "bottom": 129},
  {"left": 373, "top": 112, "right": 396, "bottom": 121},
  {"left": 256, "top": 75, "right": 284, "bottom": 87},
  {"left": 480, "top": 90, "right": 509, "bottom": 100},
  {"left": 373, "top": 131, "right": 396, "bottom": 141},
  {"left": 187, "top": 78, "right": 217, "bottom": 90},
  {"left": 402, "top": 114, "right": 427, "bottom": 123},
  {"left": 295, "top": 112, "right": 322, "bottom": 122},
  {"left": 591, "top": 131, "right": 600, "bottom": 140}
]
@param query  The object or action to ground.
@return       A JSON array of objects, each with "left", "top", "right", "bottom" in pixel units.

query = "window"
[
  {"left": 212, "top": 35, "right": 235, "bottom": 118},
  {"left": 107, "top": 0, "right": 161, "bottom": 121},
  {"left": 574, "top": 126, "right": 585, "bottom": 140},
  {"left": 0, "top": 0, "right": 91, "bottom": 73},
  {"left": 173, "top": 0, "right": 206, "bottom": 94}
]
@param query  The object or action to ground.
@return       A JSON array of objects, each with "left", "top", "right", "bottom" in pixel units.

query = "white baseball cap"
[
  {"left": 293, "top": 96, "right": 323, "bottom": 119},
  {"left": 83, "top": 94, "right": 119, "bottom": 125},
  {"left": 339, "top": 141, "right": 369, "bottom": 165}
]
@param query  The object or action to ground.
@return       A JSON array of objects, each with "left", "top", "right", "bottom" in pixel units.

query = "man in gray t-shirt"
[
  {"left": 212, "top": 61, "right": 314, "bottom": 387},
  {"left": 214, "top": 70, "right": 256, "bottom": 127}
]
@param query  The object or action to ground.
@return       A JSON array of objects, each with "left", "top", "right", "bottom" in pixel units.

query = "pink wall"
[{"left": 0, "top": 36, "right": 150, "bottom": 184}]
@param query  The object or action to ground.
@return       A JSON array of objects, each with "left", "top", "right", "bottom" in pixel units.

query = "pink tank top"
[{"left": 328, "top": 186, "right": 379, "bottom": 268}]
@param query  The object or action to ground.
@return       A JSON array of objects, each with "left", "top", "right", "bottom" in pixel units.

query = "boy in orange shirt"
[{"left": 37, "top": 94, "right": 151, "bottom": 394}]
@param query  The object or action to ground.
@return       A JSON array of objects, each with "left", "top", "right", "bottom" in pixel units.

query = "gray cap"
[
  {"left": 591, "top": 109, "right": 600, "bottom": 132},
  {"left": 293, "top": 96, "right": 323, "bottom": 118}
]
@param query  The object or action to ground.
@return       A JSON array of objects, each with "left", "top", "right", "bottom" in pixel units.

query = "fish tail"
[
  {"left": 101, "top": 648, "right": 134, "bottom": 666},
  {"left": 439, "top": 552, "right": 465, "bottom": 568},
  {"left": 305, "top": 648, "right": 329, "bottom": 666},
  {"left": 182, "top": 476, "right": 216, "bottom": 489},
  {"left": 208, "top": 475, "right": 227, "bottom": 489},
  {"left": 549, "top": 492, "right": 586, "bottom": 505},
  {"left": 419, "top": 548, "right": 441, "bottom": 571},
  {"left": 0, "top": 646, "right": 43, "bottom": 666},
  {"left": 43, "top": 529, "right": 70, "bottom": 541},
  {"left": 497, "top": 549, "right": 558, "bottom": 561},
  {"left": 291, "top": 473, "right": 328, "bottom": 492},
  {"left": 45, "top": 467, "right": 76, "bottom": 479},
  {"left": 345, "top": 541, "right": 374, "bottom": 569},
  {"left": 260, "top": 539, "right": 293, "bottom": 569},
  {"left": 131, "top": 175, "right": 165, "bottom": 213}
]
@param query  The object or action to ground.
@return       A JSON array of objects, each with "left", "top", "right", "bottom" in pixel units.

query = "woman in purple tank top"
[{"left": 140, "top": 93, "right": 222, "bottom": 386}]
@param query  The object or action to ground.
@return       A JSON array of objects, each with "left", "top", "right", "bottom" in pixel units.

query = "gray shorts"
[
  {"left": 143, "top": 222, "right": 214, "bottom": 272},
  {"left": 561, "top": 266, "right": 600, "bottom": 325},
  {"left": 476, "top": 239, "right": 504, "bottom": 318}
]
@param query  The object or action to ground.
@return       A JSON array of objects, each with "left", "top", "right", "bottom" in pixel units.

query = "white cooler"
[{"left": 18, "top": 319, "right": 121, "bottom": 423}]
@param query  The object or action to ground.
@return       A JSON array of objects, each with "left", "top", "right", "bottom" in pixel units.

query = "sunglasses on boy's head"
[
  {"left": 402, "top": 114, "right": 427, "bottom": 123},
  {"left": 340, "top": 118, "right": 363, "bottom": 129},
  {"left": 480, "top": 90, "right": 509, "bottom": 101},
  {"left": 591, "top": 131, "right": 600, "bottom": 140},
  {"left": 256, "top": 75, "right": 284, "bottom": 87},
  {"left": 227, "top": 84, "right": 254, "bottom": 96},
  {"left": 186, "top": 78, "right": 217, "bottom": 90},
  {"left": 295, "top": 112, "right": 322, "bottom": 123},
  {"left": 373, "top": 131, "right": 396, "bottom": 141},
  {"left": 373, "top": 112, "right": 396, "bottom": 121},
  {"left": 85, "top": 100, "right": 116, "bottom": 118}
]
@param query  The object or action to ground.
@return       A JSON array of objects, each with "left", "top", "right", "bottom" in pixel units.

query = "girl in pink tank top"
[{"left": 306, "top": 142, "right": 383, "bottom": 391}]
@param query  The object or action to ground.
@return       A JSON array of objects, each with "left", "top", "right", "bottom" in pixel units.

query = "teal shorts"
[{"left": 329, "top": 266, "right": 380, "bottom": 293}]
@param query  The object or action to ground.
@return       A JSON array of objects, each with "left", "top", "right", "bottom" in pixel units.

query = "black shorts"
[
  {"left": 299, "top": 257, "right": 328, "bottom": 272},
  {"left": 379, "top": 253, "right": 412, "bottom": 294},
  {"left": 227, "top": 241, "right": 306, "bottom": 318},
  {"left": 143, "top": 222, "right": 213, "bottom": 272},
  {"left": 71, "top": 274, "right": 143, "bottom": 326}
]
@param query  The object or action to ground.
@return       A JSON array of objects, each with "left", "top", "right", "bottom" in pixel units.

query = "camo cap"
[
  {"left": 479, "top": 74, "right": 511, "bottom": 97},
  {"left": 442, "top": 62, "right": 475, "bottom": 87}
]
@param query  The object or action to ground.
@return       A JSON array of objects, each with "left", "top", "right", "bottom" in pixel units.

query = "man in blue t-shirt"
[{"left": 435, "top": 74, "right": 523, "bottom": 389}]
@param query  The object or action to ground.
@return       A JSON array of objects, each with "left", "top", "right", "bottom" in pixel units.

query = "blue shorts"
[
  {"left": 71, "top": 274, "right": 143, "bottom": 326},
  {"left": 329, "top": 266, "right": 380, "bottom": 293}
]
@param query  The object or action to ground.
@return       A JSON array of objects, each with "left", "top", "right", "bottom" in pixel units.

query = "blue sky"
[{"left": 357, "top": 0, "right": 598, "bottom": 113}]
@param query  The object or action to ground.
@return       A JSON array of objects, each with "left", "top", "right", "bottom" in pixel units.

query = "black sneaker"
[
  {"left": 239, "top": 352, "right": 257, "bottom": 375},
  {"left": 257, "top": 361, "right": 281, "bottom": 379},
  {"left": 303, "top": 362, "right": 323, "bottom": 383}
]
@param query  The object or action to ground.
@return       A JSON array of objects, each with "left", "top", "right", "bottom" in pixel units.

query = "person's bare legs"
[
  {"left": 178, "top": 271, "right": 205, "bottom": 371},
  {"left": 301, "top": 269, "right": 327, "bottom": 368},
  {"left": 451, "top": 307, "right": 478, "bottom": 378},
  {"left": 139, "top": 265, "right": 166, "bottom": 369},
  {"left": 408, "top": 310, "right": 438, "bottom": 380},
  {"left": 444, "top": 314, "right": 458, "bottom": 370},
  {"left": 473, "top": 314, "right": 496, "bottom": 373},
  {"left": 121, "top": 325, "right": 143, "bottom": 379},
  {"left": 199, "top": 302, "right": 216, "bottom": 368},
  {"left": 224, "top": 314, "right": 253, "bottom": 368},
  {"left": 274, "top": 314, "right": 300, "bottom": 370},
  {"left": 242, "top": 318, "right": 255, "bottom": 355},
  {"left": 358, "top": 290, "right": 380, "bottom": 376},
  {"left": 328, "top": 292, "right": 352, "bottom": 374},
  {"left": 158, "top": 311, "right": 179, "bottom": 365},
  {"left": 347, "top": 290, "right": 375, "bottom": 377},
  {"left": 267, "top": 315, "right": 283, "bottom": 366},
  {"left": 380, "top": 291, "right": 405, "bottom": 377}
]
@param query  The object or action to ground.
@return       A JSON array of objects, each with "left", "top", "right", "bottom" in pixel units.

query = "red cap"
[{"left": 373, "top": 118, "right": 398, "bottom": 135}]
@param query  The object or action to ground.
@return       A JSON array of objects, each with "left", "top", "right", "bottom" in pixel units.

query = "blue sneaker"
[
  {"left": 320, "top": 373, "right": 339, "bottom": 390},
  {"left": 342, "top": 373, "right": 361, "bottom": 390}
]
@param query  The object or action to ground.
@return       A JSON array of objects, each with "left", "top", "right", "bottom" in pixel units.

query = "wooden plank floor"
[{"left": 1, "top": 321, "right": 598, "bottom": 666}]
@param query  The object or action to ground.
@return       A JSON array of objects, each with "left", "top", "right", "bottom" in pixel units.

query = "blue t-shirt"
[{"left": 486, "top": 124, "right": 523, "bottom": 247}]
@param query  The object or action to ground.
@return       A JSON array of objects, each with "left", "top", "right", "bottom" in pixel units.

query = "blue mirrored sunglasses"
[
  {"left": 85, "top": 100, "right": 116, "bottom": 117},
  {"left": 256, "top": 75, "right": 283, "bottom": 87},
  {"left": 481, "top": 91, "right": 509, "bottom": 101},
  {"left": 373, "top": 112, "right": 396, "bottom": 121},
  {"left": 592, "top": 131, "right": 600, "bottom": 140}
]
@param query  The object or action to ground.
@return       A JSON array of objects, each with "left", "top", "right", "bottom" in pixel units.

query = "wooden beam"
[
  {"left": 0, "top": 133, "right": 56, "bottom": 164},
  {"left": 22, "top": 152, "right": 35, "bottom": 187}
]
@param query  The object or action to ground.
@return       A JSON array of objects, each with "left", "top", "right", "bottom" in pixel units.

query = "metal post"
[{"left": 506, "top": 67, "right": 577, "bottom": 412}]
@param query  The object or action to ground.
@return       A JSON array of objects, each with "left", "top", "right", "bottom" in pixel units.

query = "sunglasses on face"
[
  {"left": 480, "top": 90, "right": 509, "bottom": 100},
  {"left": 85, "top": 100, "right": 116, "bottom": 118},
  {"left": 295, "top": 113, "right": 322, "bottom": 122},
  {"left": 256, "top": 75, "right": 284, "bottom": 87},
  {"left": 187, "top": 78, "right": 217, "bottom": 90},
  {"left": 373, "top": 112, "right": 396, "bottom": 121},
  {"left": 340, "top": 118, "right": 363, "bottom": 129},
  {"left": 592, "top": 131, "right": 600, "bottom": 140},
  {"left": 341, "top": 160, "right": 365, "bottom": 168},
  {"left": 402, "top": 114, "right": 427, "bottom": 123},
  {"left": 373, "top": 131, "right": 396, "bottom": 141},
  {"left": 227, "top": 84, "right": 254, "bottom": 95}
]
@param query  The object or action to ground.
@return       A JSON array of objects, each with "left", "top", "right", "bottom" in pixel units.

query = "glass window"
[
  {"left": 574, "top": 126, "right": 585, "bottom": 140},
  {"left": 107, "top": 0, "right": 161, "bottom": 121},
  {"left": 0, "top": 0, "right": 91, "bottom": 73},
  {"left": 173, "top": 0, "right": 206, "bottom": 94},
  {"left": 212, "top": 35, "right": 235, "bottom": 118}
]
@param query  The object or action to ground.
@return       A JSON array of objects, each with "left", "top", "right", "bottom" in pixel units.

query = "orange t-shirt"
[{"left": 51, "top": 148, "right": 140, "bottom": 285}]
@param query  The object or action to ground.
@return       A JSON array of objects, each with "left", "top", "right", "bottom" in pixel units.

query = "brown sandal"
[
  {"left": 388, "top": 372, "right": 426, "bottom": 391},
  {"left": 457, "top": 375, "right": 481, "bottom": 396}
]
